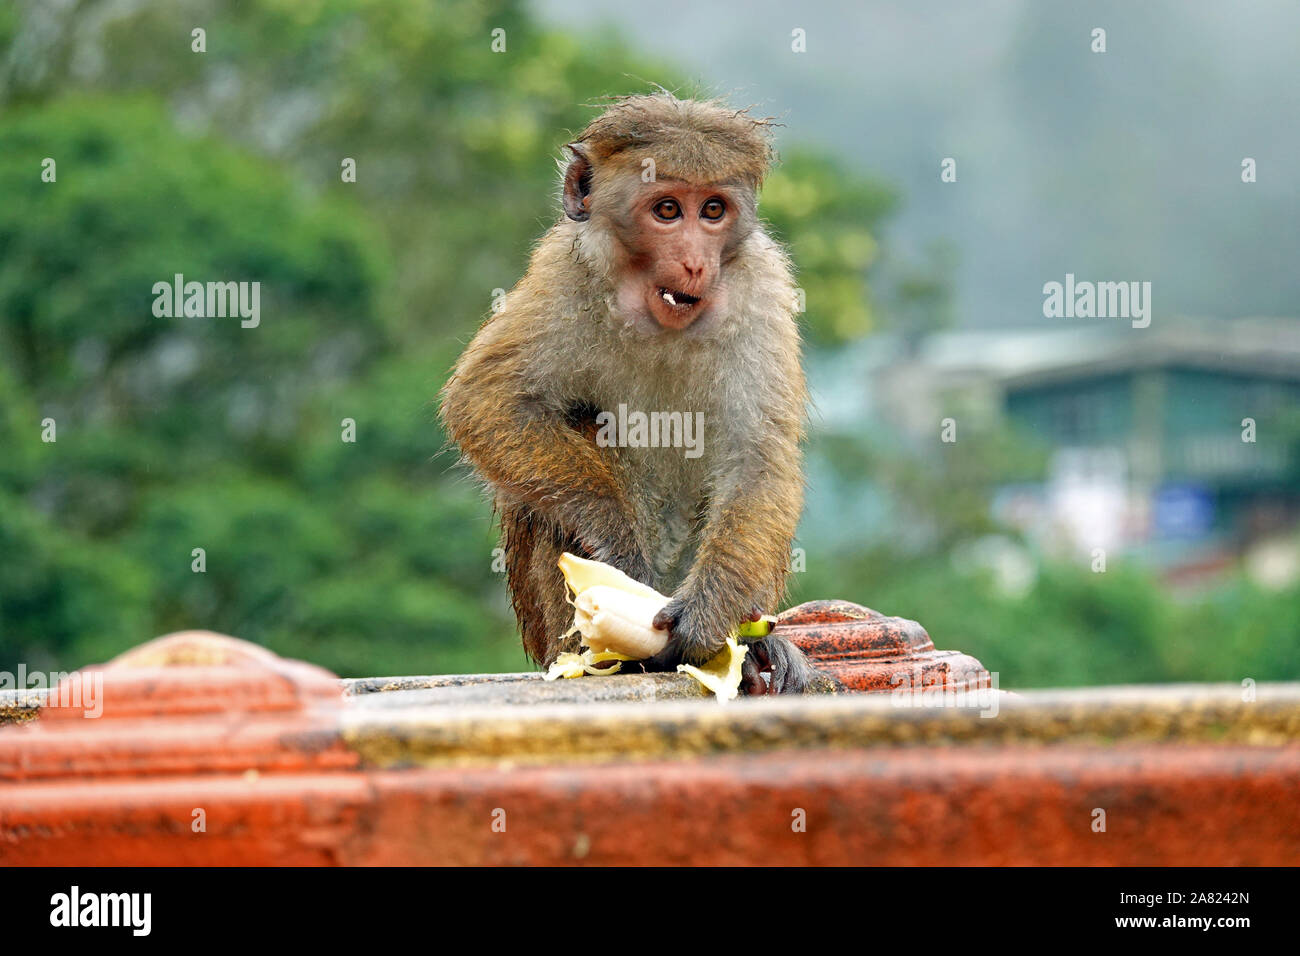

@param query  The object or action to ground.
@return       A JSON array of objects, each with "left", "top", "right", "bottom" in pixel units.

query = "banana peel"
[
  {"left": 557, "top": 552, "right": 664, "bottom": 602},
  {"left": 676, "top": 637, "right": 748, "bottom": 703},
  {"left": 736, "top": 616, "right": 777, "bottom": 640},
  {"left": 544, "top": 647, "right": 633, "bottom": 680}
]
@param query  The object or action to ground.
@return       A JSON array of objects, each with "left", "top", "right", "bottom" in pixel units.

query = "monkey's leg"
[
  {"left": 739, "top": 634, "right": 829, "bottom": 695},
  {"left": 501, "top": 503, "right": 577, "bottom": 666}
]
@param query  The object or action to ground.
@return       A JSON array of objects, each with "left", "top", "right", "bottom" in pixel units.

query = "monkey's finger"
[
  {"left": 652, "top": 603, "right": 681, "bottom": 632},
  {"left": 740, "top": 655, "right": 768, "bottom": 696}
]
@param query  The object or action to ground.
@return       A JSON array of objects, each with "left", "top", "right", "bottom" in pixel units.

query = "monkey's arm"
[
  {"left": 650, "top": 459, "right": 820, "bottom": 694},
  {"left": 652, "top": 448, "right": 804, "bottom": 663},
  {"left": 439, "top": 318, "right": 651, "bottom": 580}
]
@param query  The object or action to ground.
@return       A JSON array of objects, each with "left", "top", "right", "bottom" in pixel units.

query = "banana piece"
[{"left": 573, "top": 585, "right": 670, "bottom": 658}]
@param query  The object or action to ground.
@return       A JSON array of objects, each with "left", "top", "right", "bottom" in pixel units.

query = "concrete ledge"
[
  {"left": 3, "top": 668, "right": 778, "bottom": 725},
  {"left": 343, "top": 673, "right": 542, "bottom": 695},
  {"left": 0, "top": 691, "right": 42, "bottom": 726},
  {"left": 341, "top": 681, "right": 1300, "bottom": 768},
  {"left": 344, "top": 671, "right": 711, "bottom": 704}
]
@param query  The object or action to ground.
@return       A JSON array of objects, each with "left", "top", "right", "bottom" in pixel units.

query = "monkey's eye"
[
  {"left": 701, "top": 198, "right": 726, "bottom": 221},
  {"left": 652, "top": 199, "right": 682, "bottom": 221}
]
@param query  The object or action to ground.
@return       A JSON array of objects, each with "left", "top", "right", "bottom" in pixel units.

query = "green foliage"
[
  {"left": 762, "top": 151, "right": 897, "bottom": 344},
  {"left": 0, "top": 95, "right": 414, "bottom": 672},
  {"left": 816, "top": 420, "right": 1052, "bottom": 552},
  {"left": 0, "top": 488, "right": 152, "bottom": 670}
]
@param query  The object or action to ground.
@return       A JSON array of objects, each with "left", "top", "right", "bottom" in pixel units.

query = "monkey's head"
[{"left": 562, "top": 94, "right": 776, "bottom": 332}]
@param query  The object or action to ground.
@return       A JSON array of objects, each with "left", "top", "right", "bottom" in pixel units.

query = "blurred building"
[{"left": 871, "top": 318, "right": 1300, "bottom": 585}]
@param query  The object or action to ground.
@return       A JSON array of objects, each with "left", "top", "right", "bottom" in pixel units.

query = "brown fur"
[
  {"left": 440, "top": 94, "right": 808, "bottom": 677},
  {"left": 575, "top": 94, "right": 775, "bottom": 189}
]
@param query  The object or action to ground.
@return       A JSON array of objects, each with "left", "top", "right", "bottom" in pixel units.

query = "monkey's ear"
[{"left": 562, "top": 144, "right": 593, "bottom": 222}]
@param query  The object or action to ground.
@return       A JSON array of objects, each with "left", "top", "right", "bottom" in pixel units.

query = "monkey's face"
[{"left": 608, "top": 180, "right": 747, "bottom": 332}]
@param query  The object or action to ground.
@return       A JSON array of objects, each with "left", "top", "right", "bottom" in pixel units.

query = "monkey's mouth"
[
  {"left": 646, "top": 285, "right": 709, "bottom": 330},
  {"left": 657, "top": 287, "right": 701, "bottom": 308}
]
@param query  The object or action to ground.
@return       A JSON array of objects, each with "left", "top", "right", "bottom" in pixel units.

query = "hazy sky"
[{"left": 533, "top": 0, "right": 1300, "bottom": 330}]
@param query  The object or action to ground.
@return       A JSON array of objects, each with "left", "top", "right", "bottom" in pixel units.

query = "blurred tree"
[
  {"left": 761, "top": 150, "right": 897, "bottom": 345},
  {"left": 0, "top": 96, "right": 447, "bottom": 670}
]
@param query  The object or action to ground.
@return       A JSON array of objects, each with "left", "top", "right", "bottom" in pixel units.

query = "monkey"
[{"left": 440, "top": 93, "right": 822, "bottom": 694}]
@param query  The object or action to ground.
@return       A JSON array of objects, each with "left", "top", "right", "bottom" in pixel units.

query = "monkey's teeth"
[{"left": 662, "top": 291, "right": 677, "bottom": 306}]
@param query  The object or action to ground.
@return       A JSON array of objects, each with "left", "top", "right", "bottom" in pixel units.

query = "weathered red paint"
[
  {"left": 353, "top": 744, "right": 1300, "bottom": 866},
  {"left": 3, "top": 746, "right": 1296, "bottom": 865},
  {"left": 780, "top": 600, "right": 989, "bottom": 692},
  {"left": 1, "top": 631, "right": 356, "bottom": 783},
  {"left": 40, "top": 629, "right": 346, "bottom": 722}
]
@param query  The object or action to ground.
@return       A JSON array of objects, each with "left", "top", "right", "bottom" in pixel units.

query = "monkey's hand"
[
  {"left": 647, "top": 599, "right": 821, "bottom": 694},
  {"left": 646, "top": 594, "right": 725, "bottom": 671}
]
